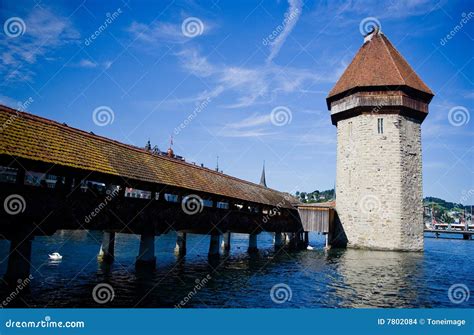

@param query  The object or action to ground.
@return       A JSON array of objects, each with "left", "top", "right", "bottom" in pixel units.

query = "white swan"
[
  {"left": 306, "top": 245, "right": 314, "bottom": 250},
  {"left": 48, "top": 252, "right": 63, "bottom": 261}
]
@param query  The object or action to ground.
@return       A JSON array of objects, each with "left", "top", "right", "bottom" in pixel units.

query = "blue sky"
[{"left": 0, "top": 0, "right": 473, "bottom": 203}]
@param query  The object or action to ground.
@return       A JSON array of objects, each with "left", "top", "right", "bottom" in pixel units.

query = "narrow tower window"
[{"left": 377, "top": 118, "right": 384, "bottom": 134}]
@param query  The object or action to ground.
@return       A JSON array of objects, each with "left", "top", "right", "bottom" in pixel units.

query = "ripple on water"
[{"left": 0, "top": 231, "right": 472, "bottom": 308}]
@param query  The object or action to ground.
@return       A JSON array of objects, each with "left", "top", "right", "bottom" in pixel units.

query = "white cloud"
[
  {"left": 128, "top": 18, "right": 214, "bottom": 47},
  {"left": 0, "top": 7, "right": 79, "bottom": 82},
  {"left": 176, "top": 48, "right": 215, "bottom": 77},
  {"left": 77, "top": 59, "right": 97, "bottom": 68},
  {"left": 225, "top": 113, "right": 272, "bottom": 129},
  {"left": 176, "top": 48, "right": 327, "bottom": 109},
  {"left": 217, "top": 128, "right": 277, "bottom": 138},
  {"left": 267, "top": 0, "right": 302, "bottom": 63},
  {"left": 72, "top": 59, "right": 114, "bottom": 70},
  {"left": 310, "top": 0, "right": 444, "bottom": 20},
  {"left": 128, "top": 21, "right": 187, "bottom": 45}
]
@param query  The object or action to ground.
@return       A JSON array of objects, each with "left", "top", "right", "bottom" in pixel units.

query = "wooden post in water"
[
  {"left": 5, "top": 237, "right": 33, "bottom": 285},
  {"left": 174, "top": 231, "right": 187, "bottom": 256},
  {"left": 248, "top": 233, "right": 258, "bottom": 253},
  {"left": 209, "top": 234, "right": 221, "bottom": 257},
  {"left": 221, "top": 232, "right": 231, "bottom": 252},
  {"left": 136, "top": 234, "right": 156, "bottom": 269},
  {"left": 274, "top": 232, "right": 285, "bottom": 249},
  {"left": 98, "top": 231, "right": 115, "bottom": 263}
]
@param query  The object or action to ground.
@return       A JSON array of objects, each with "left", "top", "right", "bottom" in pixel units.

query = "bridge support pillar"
[
  {"left": 209, "top": 234, "right": 221, "bottom": 257},
  {"left": 221, "top": 232, "right": 231, "bottom": 252},
  {"left": 5, "top": 237, "right": 33, "bottom": 285},
  {"left": 248, "top": 233, "right": 258, "bottom": 253},
  {"left": 98, "top": 232, "right": 115, "bottom": 263},
  {"left": 174, "top": 232, "right": 187, "bottom": 256},
  {"left": 136, "top": 234, "right": 156, "bottom": 269},
  {"left": 274, "top": 232, "right": 285, "bottom": 248}
]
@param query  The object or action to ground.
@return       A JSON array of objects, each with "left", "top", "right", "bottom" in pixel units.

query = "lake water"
[{"left": 0, "top": 230, "right": 472, "bottom": 308}]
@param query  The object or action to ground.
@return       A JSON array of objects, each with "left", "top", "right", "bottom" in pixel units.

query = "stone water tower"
[{"left": 327, "top": 27, "right": 434, "bottom": 251}]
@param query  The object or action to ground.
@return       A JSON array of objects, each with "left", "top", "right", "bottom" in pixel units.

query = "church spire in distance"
[{"left": 259, "top": 161, "right": 267, "bottom": 187}]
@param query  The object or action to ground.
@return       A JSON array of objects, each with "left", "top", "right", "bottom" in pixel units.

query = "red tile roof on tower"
[{"left": 327, "top": 29, "right": 434, "bottom": 102}]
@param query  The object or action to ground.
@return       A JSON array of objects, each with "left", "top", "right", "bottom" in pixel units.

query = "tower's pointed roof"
[
  {"left": 259, "top": 161, "right": 267, "bottom": 187},
  {"left": 327, "top": 28, "right": 433, "bottom": 105}
]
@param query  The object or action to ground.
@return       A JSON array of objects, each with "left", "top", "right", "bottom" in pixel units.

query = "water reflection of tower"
[{"left": 328, "top": 249, "right": 423, "bottom": 308}]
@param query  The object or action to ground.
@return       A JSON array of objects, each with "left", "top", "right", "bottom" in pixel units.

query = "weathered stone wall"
[
  {"left": 399, "top": 116, "right": 424, "bottom": 250},
  {"left": 334, "top": 113, "right": 423, "bottom": 251}
]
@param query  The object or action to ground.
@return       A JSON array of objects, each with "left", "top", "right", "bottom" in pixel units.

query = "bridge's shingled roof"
[
  {"left": 0, "top": 105, "right": 296, "bottom": 209},
  {"left": 327, "top": 31, "right": 433, "bottom": 101}
]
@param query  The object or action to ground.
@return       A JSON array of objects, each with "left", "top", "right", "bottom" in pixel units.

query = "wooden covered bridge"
[{"left": 0, "top": 105, "right": 335, "bottom": 283}]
